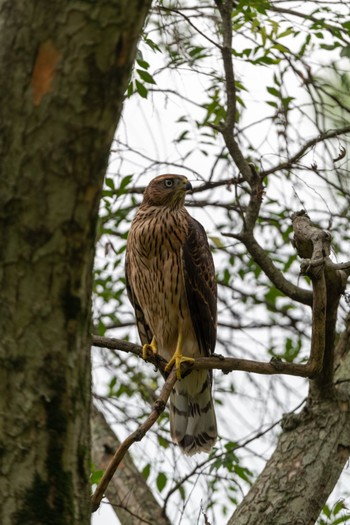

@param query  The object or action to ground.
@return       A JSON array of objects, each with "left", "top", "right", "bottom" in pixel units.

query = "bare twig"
[
  {"left": 91, "top": 368, "right": 177, "bottom": 512},
  {"left": 158, "top": 5, "right": 222, "bottom": 49},
  {"left": 262, "top": 125, "right": 350, "bottom": 177}
]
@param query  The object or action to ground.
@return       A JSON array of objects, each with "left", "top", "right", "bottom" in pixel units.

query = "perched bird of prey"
[{"left": 125, "top": 174, "right": 217, "bottom": 455}]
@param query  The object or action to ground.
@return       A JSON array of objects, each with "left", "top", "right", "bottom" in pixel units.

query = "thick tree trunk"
[
  {"left": 0, "top": 1, "right": 151, "bottom": 524},
  {"left": 91, "top": 406, "right": 172, "bottom": 525},
  {"left": 227, "top": 318, "right": 350, "bottom": 525}
]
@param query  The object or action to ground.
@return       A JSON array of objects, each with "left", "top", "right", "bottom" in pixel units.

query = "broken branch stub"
[
  {"left": 291, "top": 210, "right": 328, "bottom": 378},
  {"left": 291, "top": 210, "right": 331, "bottom": 279}
]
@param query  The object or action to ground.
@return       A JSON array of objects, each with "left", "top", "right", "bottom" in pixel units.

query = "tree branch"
[
  {"left": 91, "top": 369, "right": 177, "bottom": 513},
  {"left": 91, "top": 405, "right": 171, "bottom": 525},
  {"left": 292, "top": 210, "right": 348, "bottom": 396},
  {"left": 268, "top": 5, "right": 350, "bottom": 43},
  {"left": 222, "top": 231, "right": 313, "bottom": 306},
  {"left": 92, "top": 334, "right": 168, "bottom": 372},
  {"left": 158, "top": 5, "right": 222, "bottom": 49},
  {"left": 92, "top": 335, "right": 325, "bottom": 379},
  {"left": 227, "top": 396, "right": 350, "bottom": 525},
  {"left": 262, "top": 125, "right": 350, "bottom": 177},
  {"left": 214, "top": 0, "right": 254, "bottom": 184}
]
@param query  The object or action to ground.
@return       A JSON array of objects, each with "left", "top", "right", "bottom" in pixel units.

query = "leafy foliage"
[{"left": 319, "top": 500, "right": 350, "bottom": 525}]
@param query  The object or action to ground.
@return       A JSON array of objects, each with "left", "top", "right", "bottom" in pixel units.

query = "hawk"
[{"left": 125, "top": 174, "right": 217, "bottom": 455}]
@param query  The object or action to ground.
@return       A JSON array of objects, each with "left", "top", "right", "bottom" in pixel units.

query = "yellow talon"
[
  {"left": 142, "top": 336, "right": 157, "bottom": 360},
  {"left": 165, "top": 332, "right": 194, "bottom": 379},
  {"left": 165, "top": 354, "right": 195, "bottom": 380}
]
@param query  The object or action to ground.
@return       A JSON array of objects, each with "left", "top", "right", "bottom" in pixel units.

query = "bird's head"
[{"left": 142, "top": 174, "right": 192, "bottom": 209}]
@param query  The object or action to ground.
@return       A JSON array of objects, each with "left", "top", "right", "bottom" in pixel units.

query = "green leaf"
[
  {"left": 254, "top": 56, "right": 281, "bottom": 65},
  {"left": 266, "top": 86, "right": 280, "bottom": 97},
  {"left": 90, "top": 469, "right": 104, "bottom": 485},
  {"left": 333, "top": 500, "right": 347, "bottom": 515},
  {"left": 137, "top": 69, "right": 156, "bottom": 84},
  {"left": 105, "top": 177, "right": 115, "bottom": 191},
  {"left": 175, "top": 130, "right": 189, "bottom": 143},
  {"left": 233, "top": 464, "right": 253, "bottom": 483},
  {"left": 278, "top": 28, "right": 294, "bottom": 38},
  {"left": 333, "top": 516, "right": 350, "bottom": 524},
  {"left": 272, "top": 43, "right": 290, "bottom": 53},
  {"left": 260, "top": 25, "right": 267, "bottom": 47},
  {"left": 209, "top": 235, "right": 225, "bottom": 249},
  {"left": 116, "top": 175, "right": 133, "bottom": 197},
  {"left": 157, "top": 435, "right": 169, "bottom": 448},
  {"left": 137, "top": 59, "right": 150, "bottom": 69},
  {"left": 322, "top": 504, "right": 331, "bottom": 519},
  {"left": 156, "top": 472, "right": 167, "bottom": 492},
  {"left": 143, "top": 35, "right": 161, "bottom": 53},
  {"left": 188, "top": 46, "right": 207, "bottom": 58},
  {"left": 135, "top": 79, "right": 148, "bottom": 98},
  {"left": 179, "top": 484, "right": 186, "bottom": 501},
  {"left": 264, "top": 287, "right": 284, "bottom": 306},
  {"left": 109, "top": 376, "right": 117, "bottom": 392},
  {"left": 142, "top": 463, "right": 151, "bottom": 481},
  {"left": 127, "top": 81, "right": 134, "bottom": 98},
  {"left": 340, "top": 45, "right": 350, "bottom": 58}
]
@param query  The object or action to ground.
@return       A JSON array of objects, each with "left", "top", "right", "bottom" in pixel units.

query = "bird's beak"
[{"left": 184, "top": 180, "right": 192, "bottom": 192}]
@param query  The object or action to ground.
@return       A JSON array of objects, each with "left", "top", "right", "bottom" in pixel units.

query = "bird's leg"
[
  {"left": 142, "top": 336, "right": 157, "bottom": 360},
  {"left": 165, "top": 331, "right": 194, "bottom": 380}
]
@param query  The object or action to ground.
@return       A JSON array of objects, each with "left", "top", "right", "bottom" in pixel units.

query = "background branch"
[
  {"left": 91, "top": 405, "right": 171, "bottom": 525},
  {"left": 262, "top": 125, "right": 350, "bottom": 177},
  {"left": 91, "top": 369, "right": 177, "bottom": 512}
]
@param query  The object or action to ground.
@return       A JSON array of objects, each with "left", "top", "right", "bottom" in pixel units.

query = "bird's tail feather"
[{"left": 170, "top": 370, "right": 217, "bottom": 456}]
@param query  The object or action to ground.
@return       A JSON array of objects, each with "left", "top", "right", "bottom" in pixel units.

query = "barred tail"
[{"left": 169, "top": 370, "right": 217, "bottom": 456}]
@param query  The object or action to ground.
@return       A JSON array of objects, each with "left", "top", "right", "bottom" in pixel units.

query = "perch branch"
[
  {"left": 91, "top": 368, "right": 177, "bottom": 512},
  {"left": 92, "top": 334, "right": 168, "bottom": 373},
  {"left": 92, "top": 336, "right": 324, "bottom": 379}
]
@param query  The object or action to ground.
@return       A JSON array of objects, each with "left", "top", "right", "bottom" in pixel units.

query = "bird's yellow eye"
[{"left": 164, "top": 179, "right": 174, "bottom": 188}]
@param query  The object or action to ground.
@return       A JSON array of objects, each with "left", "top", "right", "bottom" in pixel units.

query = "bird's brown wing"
[
  {"left": 125, "top": 253, "right": 153, "bottom": 346},
  {"left": 182, "top": 215, "right": 217, "bottom": 357}
]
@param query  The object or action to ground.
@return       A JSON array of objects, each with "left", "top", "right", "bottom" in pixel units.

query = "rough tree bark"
[
  {"left": 0, "top": 1, "right": 151, "bottom": 524},
  {"left": 227, "top": 329, "right": 350, "bottom": 525}
]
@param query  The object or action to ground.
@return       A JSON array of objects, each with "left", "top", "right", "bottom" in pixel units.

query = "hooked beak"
[{"left": 184, "top": 180, "right": 192, "bottom": 192}]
